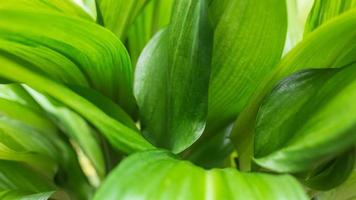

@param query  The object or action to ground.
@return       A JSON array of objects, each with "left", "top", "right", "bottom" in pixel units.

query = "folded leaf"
[
  {"left": 206, "top": 0, "right": 287, "bottom": 133},
  {"left": 135, "top": 0, "right": 213, "bottom": 153},
  {"left": 305, "top": 0, "right": 356, "bottom": 34},
  {"left": 231, "top": 9, "right": 356, "bottom": 170},
  {"left": 94, "top": 150, "right": 307, "bottom": 200},
  {"left": 254, "top": 65, "right": 356, "bottom": 172}
]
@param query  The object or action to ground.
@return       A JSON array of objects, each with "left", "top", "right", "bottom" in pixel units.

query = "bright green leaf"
[
  {"left": 231, "top": 9, "right": 356, "bottom": 170},
  {"left": 96, "top": 0, "right": 150, "bottom": 39},
  {"left": 0, "top": 53, "right": 154, "bottom": 154},
  {"left": 0, "top": 9, "right": 136, "bottom": 115},
  {"left": 254, "top": 65, "right": 356, "bottom": 172},
  {"left": 94, "top": 150, "right": 308, "bottom": 200},
  {"left": 206, "top": 0, "right": 287, "bottom": 133},
  {"left": 304, "top": 0, "right": 356, "bottom": 34}
]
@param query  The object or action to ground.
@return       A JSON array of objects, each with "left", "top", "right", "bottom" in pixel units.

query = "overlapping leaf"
[
  {"left": 135, "top": 0, "right": 213, "bottom": 153},
  {"left": 302, "top": 149, "right": 355, "bottom": 190},
  {"left": 231, "top": 9, "right": 356, "bottom": 170},
  {"left": 0, "top": 9, "right": 136, "bottom": 115},
  {"left": 127, "top": 0, "right": 173, "bottom": 65},
  {"left": 305, "top": 0, "right": 356, "bottom": 34},
  {"left": 0, "top": 52, "right": 153, "bottom": 154},
  {"left": 94, "top": 150, "right": 307, "bottom": 200},
  {"left": 25, "top": 87, "right": 106, "bottom": 179},
  {"left": 254, "top": 64, "right": 356, "bottom": 173},
  {"left": 206, "top": 0, "right": 287, "bottom": 133},
  {"left": 316, "top": 156, "right": 356, "bottom": 200}
]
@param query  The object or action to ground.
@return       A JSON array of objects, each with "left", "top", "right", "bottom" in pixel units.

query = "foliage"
[{"left": 0, "top": 0, "right": 355, "bottom": 199}]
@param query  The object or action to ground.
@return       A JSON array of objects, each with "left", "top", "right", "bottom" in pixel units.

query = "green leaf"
[
  {"left": 0, "top": 53, "right": 154, "bottom": 154},
  {"left": 0, "top": 9, "right": 136, "bottom": 115},
  {"left": 206, "top": 0, "right": 288, "bottom": 133},
  {"left": 96, "top": 0, "right": 150, "bottom": 39},
  {"left": 231, "top": 9, "right": 356, "bottom": 170},
  {"left": 68, "top": 86, "right": 137, "bottom": 130},
  {"left": 254, "top": 65, "right": 356, "bottom": 172},
  {"left": 305, "top": 0, "right": 356, "bottom": 34},
  {"left": 0, "top": 0, "right": 94, "bottom": 20},
  {"left": 127, "top": 0, "right": 174, "bottom": 65},
  {"left": 207, "top": 0, "right": 229, "bottom": 28},
  {"left": 134, "top": 0, "right": 213, "bottom": 153},
  {"left": 93, "top": 150, "right": 308, "bottom": 200},
  {"left": 0, "top": 190, "right": 63, "bottom": 200},
  {"left": 185, "top": 125, "right": 234, "bottom": 168},
  {"left": 302, "top": 148, "right": 355, "bottom": 190},
  {"left": 24, "top": 87, "right": 106, "bottom": 179},
  {"left": 0, "top": 95, "right": 56, "bottom": 133},
  {"left": 316, "top": 155, "right": 356, "bottom": 200},
  {"left": 0, "top": 161, "right": 55, "bottom": 192}
]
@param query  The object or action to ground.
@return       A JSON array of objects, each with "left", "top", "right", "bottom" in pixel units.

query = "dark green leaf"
[
  {"left": 135, "top": 0, "right": 213, "bottom": 153},
  {"left": 302, "top": 148, "right": 355, "bottom": 190}
]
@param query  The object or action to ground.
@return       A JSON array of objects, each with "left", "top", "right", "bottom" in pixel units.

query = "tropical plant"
[{"left": 0, "top": 0, "right": 355, "bottom": 199}]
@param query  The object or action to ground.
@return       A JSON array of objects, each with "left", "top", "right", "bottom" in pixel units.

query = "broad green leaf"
[
  {"left": 206, "top": 0, "right": 287, "bottom": 133},
  {"left": 305, "top": 0, "right": 356, "bottom": 34},
  {"left": 0, "top": 0, "right": 93, "bottom": 20},
  {"left": 302, "top": 149, "right": 355, "bottom": 190},
  {"left": 94, "top": 150, "right": 307, "bottom": 200},
  {"left": 0, "top": 9, "right": 136, "bottom": 115},
  {"left": 254, "top": 65, "right": 356, "bottom": 172},
  {"left": 96, "top": 0, "right": 150, "bottom": 39},
  {"left": 127, "top": 0, "right": 174, "bottom": 65},
  {"left": 135, "top": 0, "right": 213, "bottom": 153},
  {"left": 0, "top": 54, "right": 154, "bottom": 154},
  {"left": 24, "top": 87, "right": 106, "bottom": 179},
  {"left": 231, "top": 9, "right": 356, "bottom": 170}
]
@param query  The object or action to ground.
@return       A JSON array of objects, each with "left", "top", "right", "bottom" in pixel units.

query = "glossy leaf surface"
[
  {"left": 254, "top": 65, "right": 356, "bottom": 172},
  {"left": 135, "top": 0, "right": 213, "bottom": 153}
]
